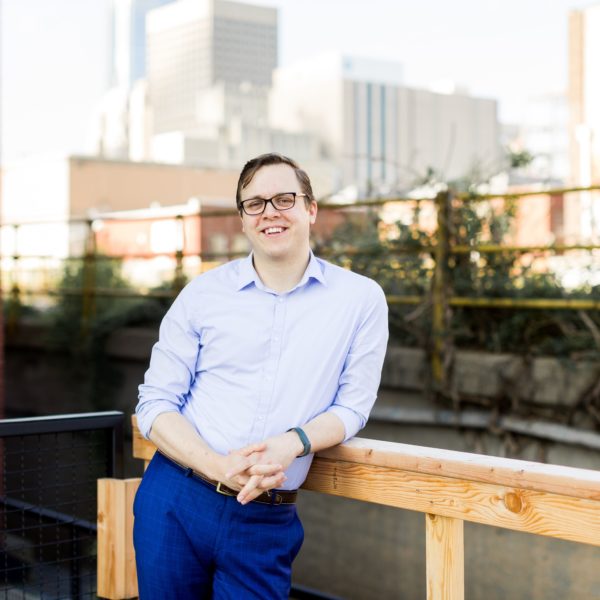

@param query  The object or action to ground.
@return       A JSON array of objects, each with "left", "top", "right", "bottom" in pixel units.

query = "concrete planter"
[{"left": 382, "top": 345, "right": 600, "bottom": 408}]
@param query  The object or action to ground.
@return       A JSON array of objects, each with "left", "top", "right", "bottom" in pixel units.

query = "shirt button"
[
  {"left": 278, "top": 298, "right": 284, "bottom": 303},
  {"left": 273, "top": 337, "right": 279, "bottom": 342}
]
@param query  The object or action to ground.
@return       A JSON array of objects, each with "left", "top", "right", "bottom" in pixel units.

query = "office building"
[
  {"left": 568, "top": 5, "right": 600, "bottom": 241},
  {"left": 110, "top": 0, "right": 176, "bottom": 88},
  {"left": 92, "top": 0, "right": 175, "bottom": 159},
  {"left": 0, "top": 155, "right": 239, "bottom": 259},
  {"left": 141, "top": 0, "right": 327, "bottom": 183},
  {"left": 503, "top": 93, "right": 569, "bottom": 184},
  {"left": 270, "top": 53, "right": 501, "bottom": 195},
  {"left": 147, "top": 0, "right": 277, "bottom": 134}
]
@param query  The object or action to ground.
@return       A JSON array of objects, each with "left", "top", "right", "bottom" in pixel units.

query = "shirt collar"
[
  {"left": 236, "top": 253, "right": 260, "bottom": 291},
  {"left": 236, "top": 250, "right": 327, "bottom": 292},
  {"left": 298, "top": 250, "right": 327, "bottom": 288}
]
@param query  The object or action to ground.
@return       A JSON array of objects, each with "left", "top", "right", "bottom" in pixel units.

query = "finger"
[
  {"left": 239, "top": 474, "right": 262, "bottom": 498},
  {"left": 226, "top": 452, "right": 277, "bottom": 479},
  {"left": 259, "top": 472, "right": 287, "bottom": 490},
  {"left": 237, "top": 474, "right": 262, "bottom": 504},
  {"left": 225, "top": 457, "right": 253, "bottom": 479},
  {"left": 241, "top": 487, "right": 266, "bottom": 504},
  {"left": 231, "top": 473, "right": 249, "bottom": 487},
  {"left": 238, "top": 442, "right": 267, "bottom": 457},
  {"left": 246, "top": 463, "right": 283, "bottom": 477}
]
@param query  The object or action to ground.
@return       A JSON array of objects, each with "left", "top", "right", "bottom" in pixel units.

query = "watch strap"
[{"left": 288, "top": 427, "right": 311, "bottom": 457}]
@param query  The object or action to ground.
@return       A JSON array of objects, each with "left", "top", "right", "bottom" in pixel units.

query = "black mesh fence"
[{"left": 0, "top": 412, "right": 123, "bottom": 600}]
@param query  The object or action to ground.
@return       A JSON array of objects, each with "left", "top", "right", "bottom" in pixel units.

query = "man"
[{"left": 134, "top": 153, "right": 388, "bottom": 599}]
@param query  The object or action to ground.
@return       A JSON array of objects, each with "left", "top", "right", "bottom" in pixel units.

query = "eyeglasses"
[{"left": 240, "top": 192, "right": 308, "bottom": 216}]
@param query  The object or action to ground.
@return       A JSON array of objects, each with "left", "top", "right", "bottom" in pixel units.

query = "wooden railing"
[{"left": 97, "top": 417, "right": 600, "bottom": 599}]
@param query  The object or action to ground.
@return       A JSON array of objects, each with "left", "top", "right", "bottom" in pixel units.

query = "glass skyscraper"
[{"left": 110, "top": 0, "right": 176, "bottom": 88}]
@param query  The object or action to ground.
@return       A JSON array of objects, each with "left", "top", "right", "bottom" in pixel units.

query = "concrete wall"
[{"left": 383, "top": 345, "right": 600, "bottom": 411}]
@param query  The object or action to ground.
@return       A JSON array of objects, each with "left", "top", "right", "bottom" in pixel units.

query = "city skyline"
[{"left": 0, "top": 0, "right": 592, "bottom": 164}]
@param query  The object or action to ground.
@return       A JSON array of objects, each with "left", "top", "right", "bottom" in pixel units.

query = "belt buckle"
[{"left": 216, "top": 482, "right": 237, "bottom": 497}]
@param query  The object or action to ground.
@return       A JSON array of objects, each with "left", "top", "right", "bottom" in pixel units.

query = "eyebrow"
[{"left": 242, "top": 192, "right": 297, "bottom": 201}]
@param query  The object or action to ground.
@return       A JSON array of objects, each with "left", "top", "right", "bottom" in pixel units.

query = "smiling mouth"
[{"left": 261, "top": 226, "right": 288, "bottom": 236}]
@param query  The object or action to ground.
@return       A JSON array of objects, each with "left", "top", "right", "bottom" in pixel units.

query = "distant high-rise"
[
  {"left": 568, "top": 4, "right": 600, "bottom": 240},
  {"left": 147, "top": 0, "right": 278, "bottom": 134},
  {"left": 505, "top": 92, "right": 569, "bottom": 184},
  {"left": 94, "top": 0, "right": 320, "bottom": 182},
  {"left": 569, "top": 5, "right": 600, "bottom": 185},
  {"left": 270, "top": 53, "right": 500, "bottom": 194},
  {"left": 110, "top": 0, "right": 176, "bottom": 88},
  {"left": 93, "top": 0, "right": 175, "bottom": 158}
]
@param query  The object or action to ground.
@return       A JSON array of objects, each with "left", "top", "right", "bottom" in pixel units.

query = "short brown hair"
[{"left": 236, "top": 153, "right": 315, "bottom": 211}]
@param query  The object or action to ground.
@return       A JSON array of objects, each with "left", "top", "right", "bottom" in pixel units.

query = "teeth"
[{"left": 264, "top": 227, "right": 284, "bottom": 234}]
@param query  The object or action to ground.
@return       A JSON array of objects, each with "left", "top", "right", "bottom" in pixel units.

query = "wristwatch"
[{"left": 288, "top": 427, "right": 311, "bottom": 457}]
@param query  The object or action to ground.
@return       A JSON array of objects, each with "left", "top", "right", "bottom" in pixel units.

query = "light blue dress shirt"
[{"left": 136, "top": 251, "right": 389, "bottom": 489}]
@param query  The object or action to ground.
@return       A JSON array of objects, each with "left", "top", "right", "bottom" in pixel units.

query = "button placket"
[{"left": 255, "top": 294, "right": 286, "bottom": 439}]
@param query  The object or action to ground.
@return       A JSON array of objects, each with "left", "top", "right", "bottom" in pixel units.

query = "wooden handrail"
[
  {"left": 313, "top": 437, "right": 600, "bottom": 501},
  {"left": 97, "top": 417, "right": 600, "bottom": 599},
  {"left": 130, "top": 418, "right": 600, "bottom": 544}
]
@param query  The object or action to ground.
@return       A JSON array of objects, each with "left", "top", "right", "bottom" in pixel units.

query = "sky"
[{"left": 0, "top": 0, "right": 593, "bottom": 164}]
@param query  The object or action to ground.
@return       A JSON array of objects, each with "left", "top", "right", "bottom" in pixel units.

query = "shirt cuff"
[
  {"left": 135, "top": 402, "right": 181, "bottom": 440},
  {"left": 325, "top": 404, "right": 365, "bottom": 442}
]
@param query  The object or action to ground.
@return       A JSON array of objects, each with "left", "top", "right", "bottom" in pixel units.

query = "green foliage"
[
  {"left": 2, "top": 296, "right": 40, "bottom": 320},
  {"left": 47, "top": 257, "right": 174, "bottom": 410},
  {"left": 316, "top": 209, "right": 435, "bottom": 347},
  {"left": 322, "top": 198, "right": 600, "bottom": 359},
  {"left": 49, "top": 257, "right": 130, "bottom": 344},
  {"left": 507, "top": 148, "right": 535, "bottom": 169}
]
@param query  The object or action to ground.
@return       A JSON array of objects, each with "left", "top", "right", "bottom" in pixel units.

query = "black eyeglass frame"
[{"left": 239, "top": 192, "right": 308, "bottom": 216}]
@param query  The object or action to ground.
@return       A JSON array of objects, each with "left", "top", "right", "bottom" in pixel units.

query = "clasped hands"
[{"left": 214, "top": 431, "right": 302, "bottom": 505}]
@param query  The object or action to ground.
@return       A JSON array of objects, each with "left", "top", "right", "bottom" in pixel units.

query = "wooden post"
[
  {"left": 426, "top": 513, "right": 464, "bottom": 600},
  {"left": 431, "top": 190, "right": 451, "bottom": 397},
  {"left": 7, "top": 224, "right": 21, "bottom": 338},
  {"left": 97, "top": 478, "right": 141, "bottom": 599},
  {"left": 81, "top": 220, "right": 97, "bottom": 337},
  {"left": 173, "top": 214, "right": 186, "bottom": 292}
]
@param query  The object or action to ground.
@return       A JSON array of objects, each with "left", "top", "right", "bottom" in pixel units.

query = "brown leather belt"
[{"left": 158, "top": 450, "right": 297, "bottom": 506}]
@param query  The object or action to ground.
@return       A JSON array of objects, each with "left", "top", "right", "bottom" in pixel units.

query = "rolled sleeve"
[
  {"left": 326, "top": 404, "right": 364, "bottom": 441},
  {"left": 325, "top": 283, "right": 389, "bottom": 441},
  {"left": 135, "top": 402, "right": 180, "bottom": 440},
  {"left": 136, "top": 284, "right": 201, "bottom": 439}
]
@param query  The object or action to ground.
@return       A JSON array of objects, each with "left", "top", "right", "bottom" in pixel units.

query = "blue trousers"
[{"left": 133, "top": 451, "right": 304, "bottom": 599}]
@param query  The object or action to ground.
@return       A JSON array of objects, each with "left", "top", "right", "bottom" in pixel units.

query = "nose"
[{"left": 262, "top": 199, "right": 281, "bottom": 216}]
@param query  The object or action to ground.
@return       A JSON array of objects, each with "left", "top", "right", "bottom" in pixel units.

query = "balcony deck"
[{"left": 95, "top": 416, "right": 600, "bottom": 599}]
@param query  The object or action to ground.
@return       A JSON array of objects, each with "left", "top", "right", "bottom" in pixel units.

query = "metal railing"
[
  {"left": 0, "top": 411, "right": 124, "bottom": 599},
  {"left": 2, "top": 185, "right": 600, "bottom": 395}
]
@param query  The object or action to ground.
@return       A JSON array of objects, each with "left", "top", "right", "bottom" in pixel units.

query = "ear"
[{"left": 308, "top": 200, "right": 318, "bottom": 225}]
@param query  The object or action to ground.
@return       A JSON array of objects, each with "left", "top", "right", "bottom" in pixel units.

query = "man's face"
[{"left": 240, "top": 163, "right": 317, "bottom": 263}]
